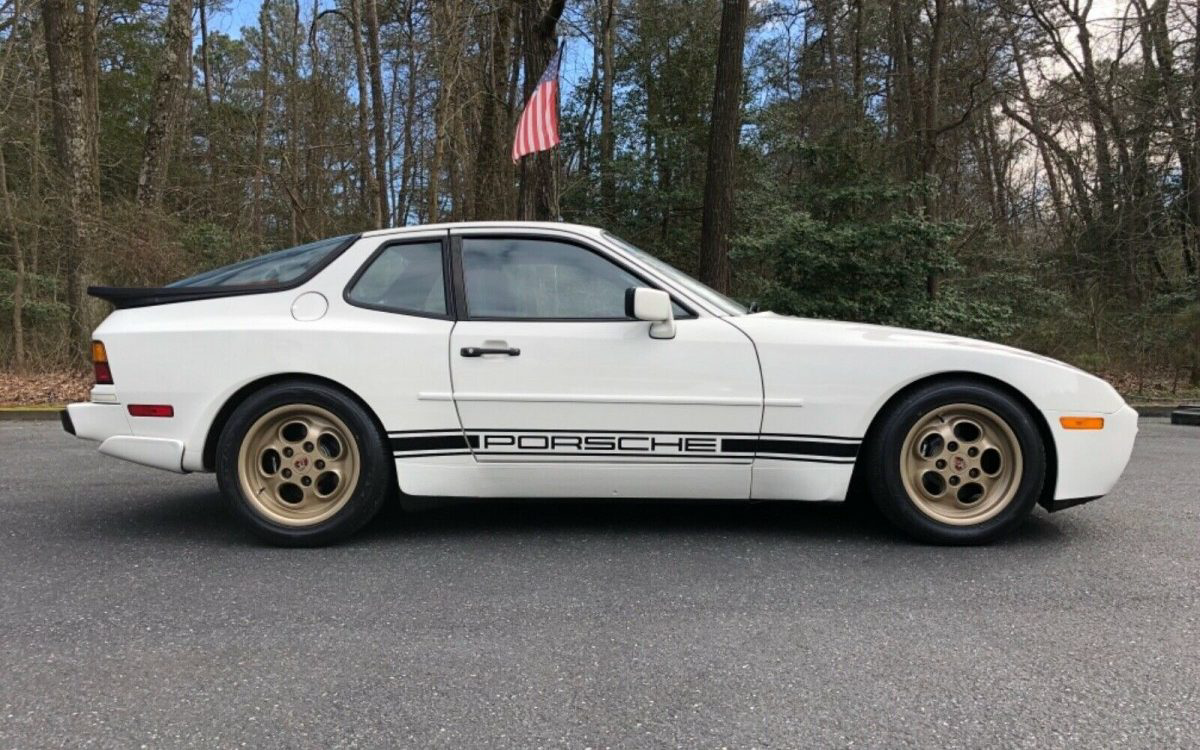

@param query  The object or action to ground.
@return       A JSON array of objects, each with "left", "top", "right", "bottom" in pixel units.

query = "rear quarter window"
[
  {"left": 346, "top": 241, "right": 447, "bottom": 316},
  {"left": 169, "top": 235, "right": 353, "bottom": 288}
]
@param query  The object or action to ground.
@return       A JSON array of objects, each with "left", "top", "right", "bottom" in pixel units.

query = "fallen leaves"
[{"left": 0, "top": 370, "right": 92, "bottom": 406}]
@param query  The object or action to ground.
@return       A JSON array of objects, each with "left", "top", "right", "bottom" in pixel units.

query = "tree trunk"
[
  {"left": 397, "top": 0, "right": 418, "bottom": 224},
  {"left": 28, "top": 14, "right": 42, "bottom": 275},
  {"left": 306, "top": 0, "right": 325, "bottom": 238},
  {"left": 347, "top": 0, "right": 379, "bottom": 227},
  {"left": 199, "top": 0, "right": 218, "bottom": 195},
  {"left": 474, "top": 0, "right": 515, "bottom": 220},
  {"left": 851, "top": 0, "right": 864, "bottom": 116},
  {"left": 698, "top": 0, "right": 750, "bottom": 294},
  {"left": 599, "top": 0, "right": 616, "bottom": 219},
  {"left": 286, "top": 0, "right": 301, "bottom": 245},
  {"left": 363, "top": 0, "right": 390, "bottom": 226},
  {"left": 136, "top": 0, "right": 194, "bottom": 208},
  {"left": 254, "top": 1, "right": 272, "bottom": 244},
  {"left": 81, "top": 0, "right": 99, "bottom": 197},
  {"left": 0, "top": 144, "right": 25, "bottom": 370},
  {"left": 921, "top": 0, "right": 946, "bottom": 299},
  {"left": 516, "top": 0, "right": 566, "bottom": 221},
  {"left": 43, "top": 0, "right": 98, "bottom": 355}
]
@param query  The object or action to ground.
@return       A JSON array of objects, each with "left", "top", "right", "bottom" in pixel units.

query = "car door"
[{"left": 447, "top": 228, "right": 763, "bottom": 499}]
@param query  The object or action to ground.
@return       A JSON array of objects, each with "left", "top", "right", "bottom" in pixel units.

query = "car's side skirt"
[{"left": 387, "top": 428, "right": 862, "bottom": 501}]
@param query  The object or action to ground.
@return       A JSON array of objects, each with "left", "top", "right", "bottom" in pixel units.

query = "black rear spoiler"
[{"left": 87, "top": 285, "right": 277, "bottom": 309}]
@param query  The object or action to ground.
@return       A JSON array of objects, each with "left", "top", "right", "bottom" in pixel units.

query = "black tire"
[
  {"left": 216, "top": 380, "right": 392, "bottom": 546},
  {"left": 864, "top": 379, "right": 1046, "bottom": 545}
]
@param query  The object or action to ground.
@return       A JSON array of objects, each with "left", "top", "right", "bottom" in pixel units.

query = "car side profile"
[{"left": 63, "top": 222, "right": 1138, "bottom": 545}]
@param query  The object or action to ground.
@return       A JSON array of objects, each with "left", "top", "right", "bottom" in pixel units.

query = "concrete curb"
[
  {"left": 0, "top": 406, "right": 65, "bottom": 420},
  {"left": 1133, "top": 405, "right": 1180, "bottom": 418}
]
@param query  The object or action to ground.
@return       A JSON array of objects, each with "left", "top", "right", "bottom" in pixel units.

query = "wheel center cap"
[
  {"left": 953, "top": 456, "right": 966, "bottom": 471},
  {"left": 293, "top": 457, "right": 309, "bottom": 471}
]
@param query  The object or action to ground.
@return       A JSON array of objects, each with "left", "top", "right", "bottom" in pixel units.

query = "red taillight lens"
[
  {"left": 93, "top": 362, "right": 113, "bottom": 384},
  {"left": 128, "top": 404, "right": 174, "bottom": 418},
  {"left": 92, "top": 341, "right": 113, "bottom": 385}
]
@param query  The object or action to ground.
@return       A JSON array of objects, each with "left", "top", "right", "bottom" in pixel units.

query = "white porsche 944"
[{"left": 64, "top": 222, "right": 1137, "bottom": 546}]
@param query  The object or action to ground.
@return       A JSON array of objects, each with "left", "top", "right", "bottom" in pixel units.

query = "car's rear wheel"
[
  {"left": 865, "top": 380, "right": 1046, "bottom": 544},
  {"left": 216, "top": 382, "right": 391, "bottom": 545}
]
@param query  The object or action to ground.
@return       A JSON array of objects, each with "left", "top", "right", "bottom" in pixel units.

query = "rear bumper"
[{"left": 64, "top": 402, "right": 186, "bottom": 473}]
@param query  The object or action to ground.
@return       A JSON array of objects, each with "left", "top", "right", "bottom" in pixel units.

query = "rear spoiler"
[{"left": 87, "top": 285, "right": 280, "bottom": 309}]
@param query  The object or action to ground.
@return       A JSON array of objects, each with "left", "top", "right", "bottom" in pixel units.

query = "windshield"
[
  {"left": 168, "top": 235, "right": 353, "bottom": 288},
  {"left": 603, "top": 232, "right": 747, "bottom": 316}
]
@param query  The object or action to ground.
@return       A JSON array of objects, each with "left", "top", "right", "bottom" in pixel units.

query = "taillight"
[{"left": 92, "top": 340, "right": 113, "bottom": 385}]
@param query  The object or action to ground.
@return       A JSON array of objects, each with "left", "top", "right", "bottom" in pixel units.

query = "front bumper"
[
  {"left": 1044, "top": 403, "right": 1138, "bottom": 504},
  {"left": 64, "top": 402, "right": 186, "bottom": 474}
]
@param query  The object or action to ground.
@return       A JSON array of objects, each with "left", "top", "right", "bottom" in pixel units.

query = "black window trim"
[
  {"left": 89, "top": 233, "right": 362, "bottom": 310},
  {"left": 448, "top": 231, "right": 699, "bottom": 323},
  {"left": 342, "top": 232, "right": 455, "bottom": 320}
]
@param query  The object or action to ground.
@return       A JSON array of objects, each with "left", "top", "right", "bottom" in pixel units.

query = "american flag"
[{"left": 512, "top": 45, "right": 563, "bottom": 163}]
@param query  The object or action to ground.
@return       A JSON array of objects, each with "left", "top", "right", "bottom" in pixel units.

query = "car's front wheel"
[
  {"left": 216, "top": 381, "right": 392, "bottom": 545},
  {"left": 864, "top": 380, "right": 1047, "bottom": 544}
]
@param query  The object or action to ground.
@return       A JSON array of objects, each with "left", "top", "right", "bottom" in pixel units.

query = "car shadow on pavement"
[
  {"left": 365, "top": 496, "right": 1067, "bottom": 548},
  {"left": 65, "top": 484, "right": 1067, "bottom": 550}
]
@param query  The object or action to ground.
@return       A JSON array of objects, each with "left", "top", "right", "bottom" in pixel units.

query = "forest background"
[{"left": 1, "top": 0, "right": 1198, "bottom": 401}]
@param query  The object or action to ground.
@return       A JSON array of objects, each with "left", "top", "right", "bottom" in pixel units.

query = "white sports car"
[{"left": 64, "top": 222, "right": 1138, "bottom": 545}]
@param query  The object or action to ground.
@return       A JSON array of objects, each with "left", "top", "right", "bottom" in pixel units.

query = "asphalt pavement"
[{"left": 1, "top": 418, "right": 1197, "bottom": 748}]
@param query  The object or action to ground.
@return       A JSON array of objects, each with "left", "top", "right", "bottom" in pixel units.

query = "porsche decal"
[{"left": 388, "top": 429, "right": 860, "bottom": 463}]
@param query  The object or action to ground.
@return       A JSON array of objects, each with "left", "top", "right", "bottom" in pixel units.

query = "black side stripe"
[
  {"left": 389, "top": 434, "right": 476, "bottom": 453},
  {"left": 388, "top": 429, "right": 861, "bottom": 463},
  {"left": 722, "top": 438, "right": 859, "bottom": 458},
  {"left": 462, "top": 427, "right": 861, "bottom": 440}
]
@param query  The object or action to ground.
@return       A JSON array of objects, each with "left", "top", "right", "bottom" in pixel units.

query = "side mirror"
[{"left": 625, "top": 287, "right": 676, "bottom": 340}]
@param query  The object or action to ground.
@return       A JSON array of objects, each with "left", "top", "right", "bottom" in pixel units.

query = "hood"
[{"left": 739, "top": 311, "right": 1076, "bottom": 370}]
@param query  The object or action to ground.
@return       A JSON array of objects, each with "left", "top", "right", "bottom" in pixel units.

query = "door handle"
[{"left": 460, "top": 346, "right": 521, "bottom": 357}]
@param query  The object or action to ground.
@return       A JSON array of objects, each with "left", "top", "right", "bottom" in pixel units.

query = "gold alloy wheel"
[
  {"left": 236, "top": 404, "right": 361, "bottom": 527},
  {"left": 899, "top": 403, "right": 1024, "bottom": 526}
]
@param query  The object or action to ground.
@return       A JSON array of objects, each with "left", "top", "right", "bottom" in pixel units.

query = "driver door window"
[{"left": 460, "top": 237, "right": 686, "bottom": 319}]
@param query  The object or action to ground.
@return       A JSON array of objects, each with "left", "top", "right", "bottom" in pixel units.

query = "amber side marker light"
[
  {"left": 1060, "top": 416, "right": 1105, "bottom": 430},
  {"left": 128, "top": 404, "right": 174, "bottom": 418},
  {"left": 91, "top": 340, "right": 113, "bottom": 385}
]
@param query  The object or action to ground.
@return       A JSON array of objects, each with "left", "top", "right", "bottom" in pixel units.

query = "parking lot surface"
[{"left": 1, "top": 418, "right": 1197, "bottom": 747}]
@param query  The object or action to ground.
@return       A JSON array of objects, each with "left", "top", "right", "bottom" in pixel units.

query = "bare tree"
[
  {"left": 474, "top": 0, "right": 516, "bottom": 219},
  {"left": 42, "top": 0, "right": 99, "bottom": 350},
  {"left": 363, "top": 0, "right": 390, "bottom": 225},
  {"left": 599, "top": 0, "right": 616, "bottom": 219},
  {"left": 0, "top": 145, "right": 23, "bottom": 369},
  {"left": 698, "top": 0, "right": 749, "bottom": 293},
  {"left": 253, "top": 0, "right": 273, "bottom": 244},
  {"left": 136, "top": 0, "right": 194, "bottom": 208},
  {"left": 346, "top": 0, "right": 379, "bottom": 226},
  {"left": 0, "top": 0, "right": 26, "bottom": 368}
]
